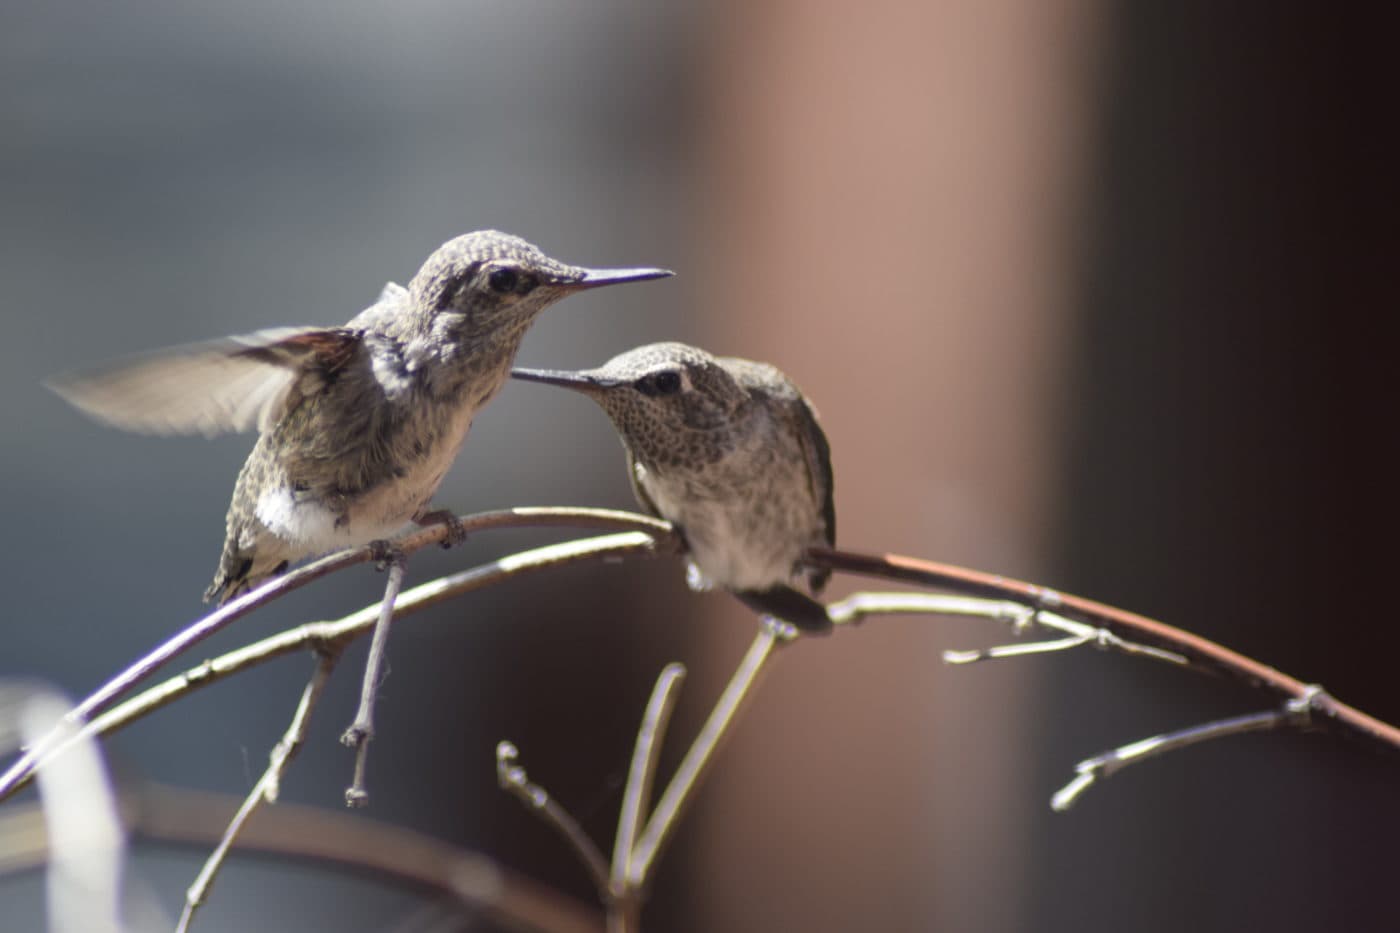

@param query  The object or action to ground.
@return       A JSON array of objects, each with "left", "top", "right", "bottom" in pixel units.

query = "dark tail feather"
[
  {"left": 204, "top": 566, "right": 250, "bottom": 606},
  {"left": 735, "top": 585, "right": 833, "bottom": 635},
  {"left": 204, "top": 556, "right": 288, "bottom": 605}
]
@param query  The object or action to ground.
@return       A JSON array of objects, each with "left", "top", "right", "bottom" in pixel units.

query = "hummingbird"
[
  {"left": 47, "top": 231, "right": 672, "bottom": 604},
  {"left": 512, "top": 342, "right": 836, "bottom": 633}
]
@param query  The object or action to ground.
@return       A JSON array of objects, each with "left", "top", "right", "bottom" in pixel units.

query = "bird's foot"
[
  {"left": 367, "top": 540, "right": 404, "bottom": 570},
  {"left": 415, "top": 509, "right": 469, "bottom": 549}
]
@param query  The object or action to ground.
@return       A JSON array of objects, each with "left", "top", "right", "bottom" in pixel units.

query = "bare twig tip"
[
  {"left": 493, "top": 739, "right": 610, "bottom": 892},
  {"left": 1050, "top": 768, "right": 1097, "bottom": 812},
  {"left": 496, "top": 742, "right": 528, "bottom": 792}
]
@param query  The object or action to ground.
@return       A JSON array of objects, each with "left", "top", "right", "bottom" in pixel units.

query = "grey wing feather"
[
  {"left": 724, "top": 357, "right": 836, "bottom": 591},
  {"left": 718, "top": 357, "right": 836, "bottom": 595},
  {"left": 791, "top": 394, "right": 836, "bottom": 593},
  {"left": 794, "top": 396, "right": 836, "bottom": 548},
  {"left": 722, "top": 357, "right": 835, "bottom": 545},
  {"left": 45, "top": 326, "right": 344, "bottom": 437}
]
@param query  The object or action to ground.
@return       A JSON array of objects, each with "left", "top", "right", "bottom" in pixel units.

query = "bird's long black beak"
[
  {"left": 511, "top": 367, "right": 621, "bottom": 394},
  {"left": 564, "top": 266, "right": 673, "bottom": 290}
]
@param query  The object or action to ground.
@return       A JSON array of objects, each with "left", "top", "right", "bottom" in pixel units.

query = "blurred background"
[{"left": 2, "top": 2, "right": 1394, "bottom": 931}]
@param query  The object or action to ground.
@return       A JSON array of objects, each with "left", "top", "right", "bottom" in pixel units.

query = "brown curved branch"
[
  {"left": 807, "top": 546, "right": 1400, "bottom": 754},
  {"left": 10, "top": 513, "right": 1395, "bottom": 930},
  {"left": 0, "top": 783, "right": 604, "bottom": 933}
]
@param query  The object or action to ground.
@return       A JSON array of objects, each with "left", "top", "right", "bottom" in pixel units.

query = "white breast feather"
[{"left": 258, "top": 407, "right": 474, "bottom": 554}]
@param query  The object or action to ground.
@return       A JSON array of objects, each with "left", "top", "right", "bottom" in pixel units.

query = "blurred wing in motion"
[{"left": 45, "top": 327, "right": 362, "bottom": 437}]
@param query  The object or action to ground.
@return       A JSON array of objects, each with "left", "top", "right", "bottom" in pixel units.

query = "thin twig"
[
  {"left": 608, "top": 664, "right": 686, "bottom": 933},
  {"left": 343, "top": 549, "right": 407, "bottom": 808},
  {"left": 0, "top": 529, "right": 678, "bottom": 803},
  {"left": 0, "top": 507, "right": 672, "bottom": 802},
  {"left": 808, "top": 546, "right": 1400, "bottom": 753},
  {"left": 825, "top": 591, "right": 1187, "bottom": 665},
  {"left": 496, "top": 742, "right": 611, "bottom": 896},
  {"left": 176, "top": 650, "right": 339, "bottom": 932},
  {"left": 8, "top": 526, "right": 1394, "bottom": 928},
  {"left": 1050, "top": 692, "right": 1321, "bottom": 811},
  {"left": 626, "top": 624, "right": 787, "bottom": 887},
  {"left": 826, "top": 591, "right": 1034, "bottom": 628},
  {"left": 942, "top": 633, "right": 1091, "bottom": 663}
]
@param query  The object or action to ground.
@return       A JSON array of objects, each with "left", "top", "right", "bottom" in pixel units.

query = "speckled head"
[
  {"left": 407, "top": 231, "right": 672, "bottom": 338},
  {"left": 512, "top": 341, "right": 754, "bottom": 464}
]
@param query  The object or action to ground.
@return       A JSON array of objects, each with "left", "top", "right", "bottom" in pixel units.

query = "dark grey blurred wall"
[{"left": 1035, "top": 5, "right": 1398, "bottom": 932}]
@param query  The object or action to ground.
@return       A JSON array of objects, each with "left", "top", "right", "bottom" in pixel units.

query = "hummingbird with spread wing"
[{"left": 48, "top": 231, "right": 672, "bottom": 603}]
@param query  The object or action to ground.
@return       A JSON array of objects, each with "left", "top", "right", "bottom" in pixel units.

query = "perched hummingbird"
[
  {"left": 512, "top": 342, "right": 836, "bottom": 633},
  {"left": 48, "top": 231, "right": 671, "bottom": 604}
]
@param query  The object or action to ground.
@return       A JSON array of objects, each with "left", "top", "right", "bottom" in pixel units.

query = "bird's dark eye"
[
  {"left": 488, "top": 268, "right": 518, "bottom": 293},
  {"left": 638, "top": 370, "right": 683, "bottom": 396}
]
